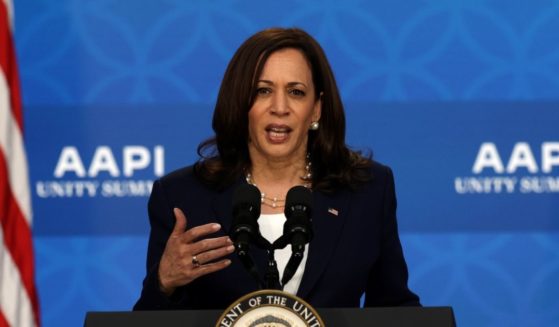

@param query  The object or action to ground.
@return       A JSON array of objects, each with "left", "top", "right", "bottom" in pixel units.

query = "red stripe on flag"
[
  {"left": 0, "top": 310, "right": 10, "bottom": 327},
  {"left": 0, "top": 1, "right": 40, "bottom": 325},
  {"left": 0, "top": 148, "right": 40, "bottom": 326},
  {"left": 0, "top": 1, "right": 24, "bottom": 131}
]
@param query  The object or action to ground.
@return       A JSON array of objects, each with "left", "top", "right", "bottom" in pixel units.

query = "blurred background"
[{"left": 10, "top": 0, "right": 559, "bottom": 326}]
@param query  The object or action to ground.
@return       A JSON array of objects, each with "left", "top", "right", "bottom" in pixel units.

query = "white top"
[{"left": 258, "top": 213, "right": 309, "bottom": 295}]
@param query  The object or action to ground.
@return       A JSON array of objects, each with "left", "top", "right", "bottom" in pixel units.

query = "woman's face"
[{"left": 247, "top": 48, "right": 321, "bottom": 164}]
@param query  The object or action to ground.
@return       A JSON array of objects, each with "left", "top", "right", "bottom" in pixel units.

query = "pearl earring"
[{"left": 310, "top": 121, "right": 319, "bottom": 130}]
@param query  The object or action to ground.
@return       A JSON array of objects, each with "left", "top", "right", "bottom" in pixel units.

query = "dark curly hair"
[{"left": 195, "top": 27, "right": 372, "bottom": 192}]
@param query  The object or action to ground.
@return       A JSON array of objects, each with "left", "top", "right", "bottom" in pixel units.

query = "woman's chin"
[{"left": 257, "top": 147, "right": 302, "bottom": 162}]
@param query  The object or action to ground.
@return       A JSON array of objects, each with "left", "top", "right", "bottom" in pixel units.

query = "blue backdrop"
[{"left": 14, "top": 1, "right": 559, "bottom": 326}]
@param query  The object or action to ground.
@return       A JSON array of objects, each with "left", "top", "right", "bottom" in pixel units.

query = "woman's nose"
[{"left": 270, "top": 91, "right": 289, "bottom": 115}]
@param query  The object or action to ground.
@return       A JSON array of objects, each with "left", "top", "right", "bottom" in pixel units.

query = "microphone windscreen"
[
  {"left": 285, "top": 185, "right": 312, "bottom": 209},
  {"left": 232, "top": 183, "right": 261, "bottom": 219}
]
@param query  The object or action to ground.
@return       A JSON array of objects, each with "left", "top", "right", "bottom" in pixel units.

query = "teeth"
[{"left": 268, "top": 126, "right": 289, "bottom": 132}]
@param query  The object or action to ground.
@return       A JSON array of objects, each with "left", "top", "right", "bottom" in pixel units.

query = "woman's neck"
[{"left": 251, "top": 160, "right": 305, "bottom": 184}]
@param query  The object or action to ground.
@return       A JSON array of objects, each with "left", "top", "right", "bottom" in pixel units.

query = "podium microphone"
[
  {"left": 230, "top": 183, "right": 262, "bottom": 255},
  {"left": 281, "top": 186, "right": 313, "bottom": 287},
  {"left": 230, "top": 184, "right": 267, "bottom": 288}
]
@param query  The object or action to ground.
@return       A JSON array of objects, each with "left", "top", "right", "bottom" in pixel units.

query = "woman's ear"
[{"left": 313, "top": 92, "right": 323, "bottom": 122}]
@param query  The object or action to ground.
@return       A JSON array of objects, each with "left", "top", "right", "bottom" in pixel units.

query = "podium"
[{"left": 84, "top": 307, "right": 456, "bottom": 326}]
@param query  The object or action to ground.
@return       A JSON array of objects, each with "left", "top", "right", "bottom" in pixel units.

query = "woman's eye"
[
  {"left": 257, "top": 87, "right": 271, "bottom": 95},
  {"left": 290, "top": 89, "right": 305, "bottom": 96}
]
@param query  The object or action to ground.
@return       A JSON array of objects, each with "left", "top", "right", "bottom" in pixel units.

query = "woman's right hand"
[{"left": 158, "top": 208, "right": 234, "bottom": 296}]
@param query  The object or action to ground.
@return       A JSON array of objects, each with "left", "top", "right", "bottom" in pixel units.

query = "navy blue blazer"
[{"left": 134, "top": 161, "right": 420, "bottom": 310}]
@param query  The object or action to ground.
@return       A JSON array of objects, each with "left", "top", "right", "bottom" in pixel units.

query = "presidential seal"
[{"left": 216, "top": 290, "right": 325, "bottom": 327}]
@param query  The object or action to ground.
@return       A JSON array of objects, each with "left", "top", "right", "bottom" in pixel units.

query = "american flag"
[
  {"left": 0, "top": 0, "right": 40, "bottom": 326},
  {"left": 327, "top": 207, "right": 339, "bottom": 216}
]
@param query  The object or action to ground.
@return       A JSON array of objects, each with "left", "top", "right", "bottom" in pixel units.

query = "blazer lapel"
[
  {"left": 296, "top": 189, "right": 350, "bottom": 299},
  {"left": 210, "top": 182, "right": 237, "bottom": 235}
]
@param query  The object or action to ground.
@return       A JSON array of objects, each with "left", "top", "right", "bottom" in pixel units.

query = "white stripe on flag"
[
  {"left": 0, "top": 72, "right": 32, "bottom": 225},
  {"left": 0, "top": 237, "right": 36, "bottom": 327},
  {"left": 0, "top": 0, "right": 13, "bottom": 30}
]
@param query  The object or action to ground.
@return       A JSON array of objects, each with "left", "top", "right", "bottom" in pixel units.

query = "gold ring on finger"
[{"left": 192, "top": 255, "right": 201, "bottom": 267}]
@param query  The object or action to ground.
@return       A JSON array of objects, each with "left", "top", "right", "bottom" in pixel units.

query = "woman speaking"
[{"left": 134, "top": 27, "right": 420, "bottom": 310}]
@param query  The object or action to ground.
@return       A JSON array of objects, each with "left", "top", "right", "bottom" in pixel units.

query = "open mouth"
[{"left": 265, "top": 124, "right": 292, "bottom": 143}]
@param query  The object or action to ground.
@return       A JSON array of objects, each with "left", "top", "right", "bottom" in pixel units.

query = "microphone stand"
[
  {"left": 236, "top": 249, "right": 264, "bottom": 290},
  {"left": 264, "top": 249, "right": 281, "bottom": 290}
]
